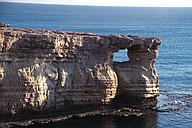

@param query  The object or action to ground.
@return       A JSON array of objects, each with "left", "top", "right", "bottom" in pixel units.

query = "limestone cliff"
[{"left": 0, "top": 23, "right": 160, "bottom": 115}]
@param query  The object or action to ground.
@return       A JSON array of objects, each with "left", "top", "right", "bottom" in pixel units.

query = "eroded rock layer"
[{"left": 0, "top": 24, "right": 160, "bottom": 114}]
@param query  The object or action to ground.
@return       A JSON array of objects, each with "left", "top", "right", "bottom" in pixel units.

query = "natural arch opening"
[{"left": 112, "top": 49, "right": 129, "bottom": 62}]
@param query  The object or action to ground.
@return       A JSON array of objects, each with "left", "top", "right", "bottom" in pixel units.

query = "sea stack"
[{"left": 0, "top": 24, "right": 161, "bottom": 115}]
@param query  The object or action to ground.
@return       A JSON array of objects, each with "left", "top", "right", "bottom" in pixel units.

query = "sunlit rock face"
[{"left": 0, "top": 24, "right": 160, "bottom": 114}]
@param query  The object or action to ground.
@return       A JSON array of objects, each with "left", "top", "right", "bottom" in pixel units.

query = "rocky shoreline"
[
  {"left": 0, "top": 106, "right": 144, "bottom": 128},
  {"left": 1, "top": 91, "right": 191, "bottom": 128}
]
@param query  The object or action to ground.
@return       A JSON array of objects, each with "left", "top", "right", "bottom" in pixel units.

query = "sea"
[{"left": 0, "top": 2, "right": 192, "bottom": 128}]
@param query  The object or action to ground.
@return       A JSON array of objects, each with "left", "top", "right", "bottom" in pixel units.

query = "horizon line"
[{"left": 1, "top": 1, "right": 192, "bottom": 8}]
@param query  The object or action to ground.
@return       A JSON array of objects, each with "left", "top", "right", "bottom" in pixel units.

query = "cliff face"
[{"left": 0, "top": 24, "right": 160, "bottom": 114}]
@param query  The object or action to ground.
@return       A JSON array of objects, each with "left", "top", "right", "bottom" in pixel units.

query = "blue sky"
[{"left": 1, "top": 0, "right": 192, "bottom": 7}]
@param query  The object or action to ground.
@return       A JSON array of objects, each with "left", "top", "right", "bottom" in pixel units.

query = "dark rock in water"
[
  {"left": 0, "top": 106, "right": 144, "bottom": 128},
  {"left": 0, "top": 23, "right": 10, "bottom": 28},
  {"left": 0, "top": 24, "right": 161, "bottom": 123}
]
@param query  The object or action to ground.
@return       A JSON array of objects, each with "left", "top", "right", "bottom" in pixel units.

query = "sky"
[{"left": 1, "top": 0, "right": 192, "bottom": 7}]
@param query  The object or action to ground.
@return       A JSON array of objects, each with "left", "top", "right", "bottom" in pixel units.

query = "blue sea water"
[{"left": 0, "top": 2, "right": 192, "bottom": 128}]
